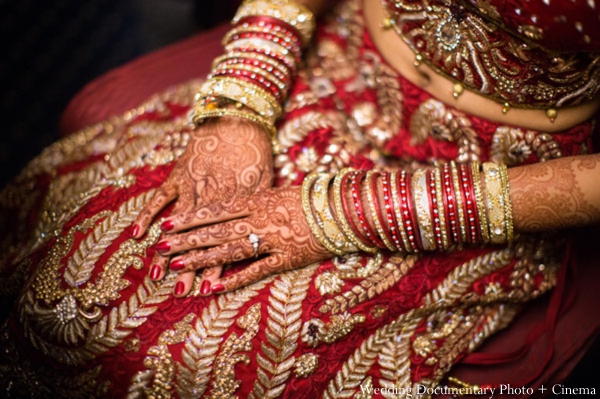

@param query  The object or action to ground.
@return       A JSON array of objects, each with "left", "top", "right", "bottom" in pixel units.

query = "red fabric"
[{"left": 55, "top": 6, "right": 600, "bottom": 395}]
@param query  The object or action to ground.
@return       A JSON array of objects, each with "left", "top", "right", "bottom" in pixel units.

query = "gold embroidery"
[
  {"left": 353, "top": 376, "right": 374, "bottom": 399},
  {"left": 173, "top": 279, "right": 272, "bottom": 398},
  {"left": 208, "top": 303, "right": 262, "bottom": 399},
  {"left": 410, "top": 99, "right": 481, "bottom": 163},
  {"left": 304, "top": 312, "right": 366, "bottom": 347},
  {"left": 249, "top": 267, "right": 316, "bottom": 399},
  {"left": 315, "top": 271, "right": 345, "bottom": 295},
  {"left": 294, "top": 353, "right": 319, "bottom": 378},
  {"left": 491, "top": 127, "right": 562, "bottom": 166},
  {"left": 319, "top": 256, "right": 417, "bottom": 314}
]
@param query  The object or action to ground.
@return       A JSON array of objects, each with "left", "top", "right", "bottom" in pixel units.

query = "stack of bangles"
[
  {"left": 189, "top": 0, "right": 315, "bottom": 153},
  {"left": 302, "top": 162, "right": 515, "bottom": 255}
]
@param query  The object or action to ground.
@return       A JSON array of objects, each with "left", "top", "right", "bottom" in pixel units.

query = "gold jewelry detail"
[
  {"left": 452, "top": 82, "right": 464, "bottom": 99},
  {"left": 482, "top": 162, "right": 507, "bottom": 244},
  {"left": 502, "top": 102, "right": 511, "bottom": 114},
  {"left": 498, "top": 164, "right": 514, "bottom": 243},
  {"left": 333, "top": 169, "right": 378, "bottom": 253},
  {"left": 450, "top": 162, "right": 467, "bottom": 244},
  {"left": 312, "top": 173, "right": 357, "bottom": 255},
  {"left": 302, "top": 173, "right": 340, "bottom": 255},
  {"left": 225, "top": 37, "right": 297, "bottom": 69},
  {"left": 546, "top": 108, "right": 558, "bottom": 123},
  {"left": 471, "top": 162, "right": 489, "bottom": 245},
  {"left": 390, "top": 170, "right": 412, "bottom": 253},
  {"left": 215, "top": 63, "right": 288, "bottom": 92},
  {"left": 365, "top": 171, "right": 396, "bottom": 252},
  {"left": 198, "top": 77, "right": 282, "bottom": 122},
  {"left": 233, "top": 0, "right": 316, "bottom": 46},
  {"left": 191, "top": 106, "right": 280, "bottom": 153},
  {"left": 382, "top": 17, "right": 394, "bottom": 30},
  {"left": 412, "top": 169, "right": 435, "bottom": 251},
  {"left": 433, "top": 167, "right": 449, "bottom": 250},
  {"left": 213, "top": 52, "right": 290, "bottom": 79},
  {"left": 223, "top": 24, "right": 301, "bottom": 51}
]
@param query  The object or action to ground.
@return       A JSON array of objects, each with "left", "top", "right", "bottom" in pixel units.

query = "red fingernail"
[
  {"left": 170, "top": 259, "right": 185, "bottom": 271},
  {"left": 150, "top": 264, "right": 162, "bottom": 280},
  {"left": 131, "top": 224, "right": 140, "bottom": 238},
  {"left": 174, "top": 281, "right": 185, "bottom": 296},
  {"left": 211, "top": 284, "right": 225, "bottom": 294},
  {"left": 161, "top": 220, "right": 175, "bottom": 232},
  {"left": 153, "top": 240, "right": 171, "bottom": 253},
  {"left": 200, "top": 280, "right": 211, "bottom": 295}
]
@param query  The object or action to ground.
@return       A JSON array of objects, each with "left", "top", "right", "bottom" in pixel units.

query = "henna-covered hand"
[
  {"left": 153, "top": 186, "right": 333, "bottom": 293},
  {"left": 132, "top": 116, "right": 274, "bottom": 296}
]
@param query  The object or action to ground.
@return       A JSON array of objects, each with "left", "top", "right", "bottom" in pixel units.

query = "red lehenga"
[{"left": 0, "top": 0, "right": 598, "bottom": 397}]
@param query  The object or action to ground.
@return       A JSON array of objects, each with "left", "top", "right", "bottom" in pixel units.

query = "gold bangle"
[
  {"left": 198, "top": 77, "right": 282, "bottom": 122},
  {"left": 390, "top": 170, "right": 413, "bottom": 253},
  {"left": 482, "top": 162, "right": 507, "bottom": 244},
  {"left": 190, "top": 106, "right": 281, "bottom": 153},
  {"left": 365, "top": 171, "right": 396, "bottom": 252},
  {"left": 311, "top": 173, "right": 357, "bottom": 255},
  {"left": 471, "top": 162, "right": 489, "bottom": 244},
  {"left": 222, "top": 24, "right": 301, "bottom": 53},
  {"left": 450, "top": 161, "right": 468, "bottom": 244},
  {"left": 498, "top": 164, "right": 514, "bottom": 243},
  {"left": 333, "top": 169, "right": 378, "bottom": 253},
  {"left": 412, "top": 169, "right": 435, "bottom": 251},
  {"left": 433, "top": 167, "right": 449, "bottom": 250},
  {"left": 302, "top": 173, "right": 339, "bottom": 254},
  {"left": 214, "top": 63, "right": 288, "bottom": 93},
  {"left": 233, "top": 0, "right": 316, "bottom": 46}
]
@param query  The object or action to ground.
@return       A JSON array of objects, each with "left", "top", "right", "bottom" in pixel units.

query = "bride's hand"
[
  {"left": 151, "top": 186, "right": 333, "bottom": 293},
  {"left": 132, "top": 116, "right": 273, "bottom": 296}
]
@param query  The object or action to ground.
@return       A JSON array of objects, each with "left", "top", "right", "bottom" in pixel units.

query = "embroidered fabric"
[
  {"left": 0, "top": 0, "right": 596, "bottom": 397},
  {"left": 382, "top": 0, "right": 600, "bottom": 110}
]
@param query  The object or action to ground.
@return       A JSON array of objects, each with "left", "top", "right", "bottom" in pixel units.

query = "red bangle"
[
  {"left": 427, "top": 169, "right": 442, "bottom": 251},
  {"left": 382, "top": 171, "right": 404, "bottom": 251},
  {"left": 398, "top": 170, "right": 422, "bottom": 252},
  {"left": 233, "top": 46, "right": 296, "bottom": 74},
  {"left": 459, "top": 163, "right": 479, "bottom": 244},
  {"left": 210, "top": 70, "right": 283, "bottom": 100},
  {"left": 236, "top": 15, "right": 304, "bottom": 49},
  {"left": 227, "top": 32, "right": 301, "bottom": 63},
  {"left": 371, "top": 171, "right": 398, "bottom": 251},
  {"left": 442, "top": 163, "right": 461, "bottom": 246},
  {"left": 352, "top": 171, "right": 385, "bottom": 248},
  {"left": 214, "top": 58, "right": 290, "bottom": 83},
  {"left": 341, "top": 170, "right": 372, "bottom": 246}
]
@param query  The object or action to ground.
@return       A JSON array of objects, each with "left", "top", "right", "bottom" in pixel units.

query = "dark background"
[
  {"left": 0, "top": 0, "right": 596, "bottom": 394},
  {"left": 0, "top": 0, "right": 238, "bottom": 187}
]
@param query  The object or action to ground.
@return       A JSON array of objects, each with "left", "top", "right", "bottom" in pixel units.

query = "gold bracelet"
[
  {"left": 311, "top": 173, "right": 357, "bottom": 255},
  {"left": 212, "top": 52, "right": 291, "bottom": 79},
  {"left": 214, "top": 63, "right": 288, "bottom": 93},
  {"left": 190, "top": 106, "right": 281, "bottom": 153},
  {"left": 390, "top": 170, "right": 413, "bottom": 253},
  {"left": 222, "top": 24, "right": 302, "bottom": 54},
  {"left": 233, "top": 0, "right": 316, "bottom": 46},
  {"left": 333, "top": 169, "right": 378, "bottom": 253},
  {"left": 471, "top": 162, "right": 489, "bottom": 244},
  {"left": 482, "top": 162, "right": 507, "bottom": 244},
  {"left": 412, "top": 169, "right": 435, "bottom": 251},
  {"left": 301, "top": 173, "right": 340, "bottom": 255},
  {"left": 450, "top": 161, "right": 468, "bottom": 244},
  {"left": 498, "top": 164, "right": 515, "bottom": 243},
  {"left": 198, "top": 77, "right": 282, "bottom": 122},
  {"left": 365, "top": 171, "right": 397, "bottom": 252},
  {"left": 433, "top": 167, "right": 449, "bottom": 250}
]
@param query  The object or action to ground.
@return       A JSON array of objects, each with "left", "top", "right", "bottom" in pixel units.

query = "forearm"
[{"left": 509, "top": 153, "right": 600, "bottom": 232}]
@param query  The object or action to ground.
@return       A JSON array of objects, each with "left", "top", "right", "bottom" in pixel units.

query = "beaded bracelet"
[
  {"left": 366, "top": 171, "right": 397, "bottom": 251},
  {"left": 390, "top": 170, "right": 413, "bottom": 252}
]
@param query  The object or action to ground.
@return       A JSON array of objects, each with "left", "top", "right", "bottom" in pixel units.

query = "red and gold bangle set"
[
  {"left": 302, "top": 162, "right": 515, "bottom": 255},
  {"left": 190, "top": 0, "right": 315, "bottom": 153}
]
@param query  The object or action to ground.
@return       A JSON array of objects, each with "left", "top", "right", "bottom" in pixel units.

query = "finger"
[
  {"left": 199, "top": 266, "right": 223, "bottom": 296},
  {"left": 160, "top": 203, "right": 250, "bottom": 234},
  {"left": 132, "top": 184, "right": 178, "bottom": 238},
  {"left": 169, "top": 235, "right": 263, "bottom": 271},
  {"left": 154, "top": 221, "right": 254, "bottom": 255},
  {"left": 148, "top": 253, "right": 169, "bottom": 281},
  {"left": 211, "top": 254, "right": 285, "bottom": 293},
  {"left": 173, "top": 271, "right": 195, "bottom": 298}
]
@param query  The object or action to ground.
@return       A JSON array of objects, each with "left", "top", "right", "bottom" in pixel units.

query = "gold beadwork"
[
  {"left": 450, "top": 162, "right": 468, "bottom": 244},
  {"left": 470, "top": 162, "right": 489, "bottom": 244},
  {"left": 433, "top": 167, "right": 449, "bottom": 250},
  {"left": 365, "top": 171, "right": 397, "bottom": 252},
  {"left": 482, "top": 162, "right": 508, "bottom": 244},
  {"left": 390, "top": 170, "right": 412, "bottom": 253},
  {"left": 498, "top": 164, "right": 515, "bottom": 243},
  {"left": 301, "top": 173, "right": 341, "bottom": 255},
  {"left": 502, "top": 102, "right": 511, "bottom": 114},
  {"left": 452, "top": 82, "right": 464, "bottom": 99},
  {"left": 333, "top": 169, "right": 378, "bottom": 253},
  {"left": 546, "top": 108, "right": 558, "bottom": 123}
]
